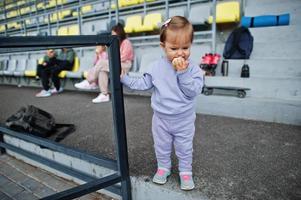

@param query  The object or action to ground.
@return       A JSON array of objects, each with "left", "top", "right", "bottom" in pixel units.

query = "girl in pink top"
[
  {"left": 75, "top": 24, "right": 134, "bottom": 103},
  {"left": 74, "top": 45, "right": 108, "bottom": 90}
]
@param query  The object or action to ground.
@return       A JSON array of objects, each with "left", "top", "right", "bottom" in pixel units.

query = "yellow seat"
[
  {"left": 81, "top": 5, "right": 93, "bottom": 13},
  {"left": 47, "top": 0, "right": 57, "bottom": 8},
  {"left": 59, "top": 57, "right": 80, "bottom": 78},
  {"left": 24, "top": 70, "right": 37, "bottom": 77},
  {"left": 59, "top": 10, "right": 71, "bottom": 19},
  {"left": 20, "top": 7, "right": 31, "bottom": 15},
  {"left": 58, "top": 26, "right": 68, "bottom": 36},
  {"left": 208, "top": 1, "right": 240, "bottom": 24},
  {"left": 68, "top": 25, "right": 79, "bottom": 35},
  {"left": 24, "top": 58, "right": 43, "bottom": 77},
  {"left": 136, "top": 13, "right": 162, "bottom": 32},
  {"left": 124, "top": 15, "right": 143, "bottom": 33},
  {"left": 121, "top": 0, "right": 140, "bottom": 7},
  {"left": 0, "top": 25, "right": 5, "bottom": 32},
  {"left": 37, "top": 2, "right": 44, "bottom": 10},
  {"left": 7, "top": 10, "right": 17, "bottom": 18}
]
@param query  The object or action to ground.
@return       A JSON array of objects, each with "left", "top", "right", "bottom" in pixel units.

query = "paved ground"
[
  {"left": 0, "top": 154, "right": 114, "bottom": 200},
  {"left": 0, "top": 85, "right": 300, "bottom": 200}
]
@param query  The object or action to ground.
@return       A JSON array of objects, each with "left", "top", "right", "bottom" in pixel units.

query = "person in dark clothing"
[
  {"left": 36, "top": 49, "right": 57, "bottom": 97},
  {"left": 36, "top": 48, "right": 75, "bottom": 97},
  {"left": 50, "top": 48, "right": 75, "bottom": 93}
]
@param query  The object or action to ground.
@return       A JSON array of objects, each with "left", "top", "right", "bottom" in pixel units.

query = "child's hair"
[
  {"left": 111, "top": 23, "right": 126, "bottom": 42},
  {"left": 160, "top": 16, "right": 194, "bottom": 43}
]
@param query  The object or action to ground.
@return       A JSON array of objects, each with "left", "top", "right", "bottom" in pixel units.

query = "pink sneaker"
[
  {"left": 179, "top": 172, "right": 195, "bottom": 190},
  {"left": 152, "top": 168, "right": 171, "bottom": 184}
]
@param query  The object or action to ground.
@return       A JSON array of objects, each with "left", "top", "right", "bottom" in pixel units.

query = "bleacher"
[{"left": 0, "top": 0, "right": 300, "bottom": 125}]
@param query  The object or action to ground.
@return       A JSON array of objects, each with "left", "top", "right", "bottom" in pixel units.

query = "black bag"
[
  {"left": 5, "top": 105, "right": 75, "bottom": 142},
  {"left": 223, "top": 27, "right": 254, "bottom": 59},
  {"left": 241, "top": 64, "right": 250, "bottom": 78}
]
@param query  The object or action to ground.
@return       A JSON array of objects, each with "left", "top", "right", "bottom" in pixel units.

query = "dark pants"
[{"left": 38, "top": 60, "right": 73, "bottom": 91}]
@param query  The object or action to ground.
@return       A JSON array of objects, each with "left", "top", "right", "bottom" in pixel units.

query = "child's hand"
[{"left": 172, "top": 57, "right": 189, "bottom": 71}]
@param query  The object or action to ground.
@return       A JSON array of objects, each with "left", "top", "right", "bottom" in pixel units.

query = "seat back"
[
  {"left": 124, "top": 15, "right": 143, "bottom": 33},
  {"left": 208, "top": 1, "right": 240, "bottom": 24},
  {"left": 142, "top": 13, "right": 162, "bottom": 31}
]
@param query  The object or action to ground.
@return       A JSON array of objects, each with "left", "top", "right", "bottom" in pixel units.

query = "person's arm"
[
  {"left": 177, "top": 65, "right": 204, "bottom": 99},
  {"left": 121, "top": 73, "right": 153, "bottom": 91},
  {"left": 66, "top": 50, "right": 75, "bottom": 63},
  {"left": 120, "top": 39, "right": 134, "bottom": 62}
]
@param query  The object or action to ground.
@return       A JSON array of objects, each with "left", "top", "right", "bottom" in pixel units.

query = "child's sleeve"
[
  {"left": 121, "top": 73, "right": 153, "bottom": 91},
  {"left": 177, "top": 64, "right": 204, "bottom": 99}
]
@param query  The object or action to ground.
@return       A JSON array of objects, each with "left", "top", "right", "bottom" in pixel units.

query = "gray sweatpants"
[{"left": 152, "top": 113, "right": 196, "bottom": 173}]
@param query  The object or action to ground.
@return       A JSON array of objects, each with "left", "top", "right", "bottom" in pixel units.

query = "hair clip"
[{"left": 163, "top": 18, "right": 171, "bottom": 27}]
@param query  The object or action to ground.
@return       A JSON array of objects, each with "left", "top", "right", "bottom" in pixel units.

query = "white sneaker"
[
  {"left": 50, "top": 87, "right": 63, "bottom": 94},
  {"left": 75, "top": 80, "right": 98, "bottom": 90},
  {"left": 36, "top": 90, "right": 51, "bottom": 97},
  {"left": 92, "top": 93, "right": 110, "bottom": 103}
]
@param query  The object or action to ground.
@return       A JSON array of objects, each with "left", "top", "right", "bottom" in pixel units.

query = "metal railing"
[{"left": 0, "top": 35, "right": 132, "bottom": 200}]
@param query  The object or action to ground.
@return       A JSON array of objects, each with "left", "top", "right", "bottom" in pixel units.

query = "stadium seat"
[
  {"left": 66, "top": 57, "right": 96, "bottom": 79},
  {"left": 0, "top": 25, "right": 5, "bottom": 32},
  {"left": 0, "top": 60, "right": 8, "bottom": 75},
  {"left": 58, "top": 26, "right": 68, "bottom": 36},
  {"left": 47, "top": 0, "right": 57, "bottom": 8},
  {"left": 136, "top": 13, "right": 162, "bottom": 32},
  {"left": 81, "top": 5, "right": 93, "bottom": 14},
  {"left": 78, "top": 57, "right": 95, "bottom": 79},
  {"left": 3, "top": 60, "right": 17, "bottom": 76},
  {"left": 59, "top": 10, "right": 72, "bottom": 19},
  {"left": 37, "top": 2, "right": 44, "bottom": 10},
  {"left": 189, "top": 4, "right": 210, "bottom": 25},
  {"left": 7, "top": 10, "right": 17, "bottom": 18},
  {"left": 59, "top": 57, "right": 80, "bottom": 78},
  {"left": 124, "top": 15, "right": 143, "bottom": 33},
  {"left": 68, "top": 25, "right": 80, "bottom": 35},
  {"left": 13, "top": 59, "right": 27, "bottom": 76},
  {"left": 24, "top": 59, "right": 38, "bottom": 77},
  {"left": 121, "top": 0, "right": 140, "bottom": 7},
  {"left": 20, "top": 7, "right": 31, "bottom": 15},
  {"left": 207, "top": 1, "right": 240, "bottom": 24},
  {"left": 129, "top": 50, "right": 162, "bottom": 77}
]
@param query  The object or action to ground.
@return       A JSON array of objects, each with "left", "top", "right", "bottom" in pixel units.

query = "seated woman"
[
  {"left": 75, "top": 23, "right": 134, "bottom": 103},
  {"left": 74, "top": 45, "right": 108, "bottom": 90}
]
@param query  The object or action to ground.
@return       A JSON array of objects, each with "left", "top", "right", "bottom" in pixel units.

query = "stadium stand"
[{"left": 0, "top": 0, "right": 300, "bottom": 126}]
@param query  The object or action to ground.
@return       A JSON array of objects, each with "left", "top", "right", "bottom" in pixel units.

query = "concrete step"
[
  {"left": 216, "top": 41, "right": 301, "bottom": 60},
  {"left": 249, "top": 25, "right": 301, "bottom": 42},
  {"left": 245, "top": 1, "right": 301, "bottom": 14},
  {"left": 196, "top": 94, "right": 301, "bottom": 125},
  {"left": 245, "top": 1, "right": 301, "bottom": 25},
  {"left": 250, "top": 41, "right": 301, "bottom": 59},
  {"left": 223, "top": 59, "right": 301, "bottom": 78},
  {"left": 205, "top": 76, "right": 301, "bottom": 99},
  {"left": 246, "top": 0, "right": 300, "bottom": 6}
]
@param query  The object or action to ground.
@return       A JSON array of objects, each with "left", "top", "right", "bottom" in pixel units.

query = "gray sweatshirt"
[{"left": 121, "top": 57, "right": 204, "bottom": 119}]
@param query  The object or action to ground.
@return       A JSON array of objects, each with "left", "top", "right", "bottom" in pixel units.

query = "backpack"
[
  {"left": 223, "top": 27, "right": 254, "bottom": 59},
  {"left": 5, "top": 105, "right": 75, "bottom": 142}
]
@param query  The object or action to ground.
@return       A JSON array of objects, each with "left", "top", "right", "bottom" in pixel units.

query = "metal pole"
[
  {"left": 108, "top": 37, "right": 132, "bottom": 200},
  {"left": 165, "top": 0, "right": 169, "bottom": 19},
  {"left": 115, "top": 0, "right": 119, "bottom": 24},
  {"left": 0, "top": 132, "right": 5, "bottom": 154},
  {"left": 212, "top": 0, "right": 217, "bottom": 54}
]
